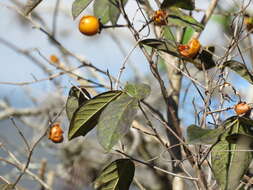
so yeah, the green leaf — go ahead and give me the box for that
[66,86,91,121]
[97,93,138,151]
[187,125,224,144]
[94,0,127,24]
[72,0,94,19]
[163,26,175,41]
[212,15,230,26]
[225,133,253,144]
[124,83,151,100]
[182,27,194,44]
[194,46,216,70]
[157,55,167,72]
[211,7,234,35]
[93,159,135,190]
[109,0,128,25]
[68,91,122,140]
[167,8,204,32]
[161,0,195,10]
[222,60,253,84]
[140,38,178,56]
[94,0,110,24]
[211,117,253,190]
[141,39,215,70]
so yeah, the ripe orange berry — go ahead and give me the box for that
[50,55,59,63]
[234,102,251,115]
[79,15,101,36]
[48,122,64,143]
[178,38,201,58]
[153,10,167,26]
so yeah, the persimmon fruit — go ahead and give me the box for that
[79,15,101,36]
[153,10,167,26]
[178,38,201,58]
[50,55,59,63]
[234,102,251,115]
[49,122,64,143]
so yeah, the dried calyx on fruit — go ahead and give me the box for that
[234,102,251,115]
[49,122,64,143]
[152,10,167,26]
[178,38,201,58]
[79,15,101,36]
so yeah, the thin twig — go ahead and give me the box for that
[115,150,198,181]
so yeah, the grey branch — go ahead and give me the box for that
[23,0,43,16]
[0,107,50,120]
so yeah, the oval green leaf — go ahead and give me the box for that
[187,125,224,145]
[109,0,128,25]
[182,27,194,44]
[222,60,253,84]
[211,117,253,190]
[124,83,151,100]
[93,0,110,24]
[167,8,204,32]
[161,0,195,10]
[68,90,122,140]
[97,93,138,151]
[163,26,175,41]
[72,0,94,19]
[66,86,91,121]
[93,159,135,190]
[140,38,178,56]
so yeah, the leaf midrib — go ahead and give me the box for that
[69,92,121,138]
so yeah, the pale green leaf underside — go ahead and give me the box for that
[124,83,151,100]
[72,0,93,19]
[187,125,224,144]
[223,60,253,85]
[97,93,138,151]
[211,117,253,190]
[109,0,128,25]
[94,0,110,24]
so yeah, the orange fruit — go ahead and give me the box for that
[234,102,251,115]
[50,55,59,63]
[48,122,64,143]
[153,10,167,26]
[79,15,101,36]
[178,38,201,58]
